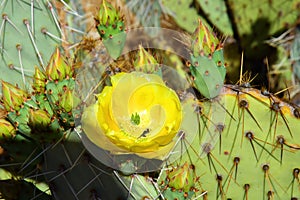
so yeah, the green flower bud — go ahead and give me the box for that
[1,81,27,111]
[46,47,72,81]
[98,0,120,26]
[191,19,220,56]
[59,89,74,112]
[33,66,46,93]
[0,118,16,139]
[134,45,159,73]
[167,162,195,192]
[29,109,51,130]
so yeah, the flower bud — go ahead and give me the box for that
[59,89,74,112]
[29,109,51,129]
[98,0,120,26]
[33,66,46,93]
[1,81,27,111]
[167,162,195,192]
[46,47,72,81]
[0,119,16,139]
[191,19,220,56]
[134,45,159,73]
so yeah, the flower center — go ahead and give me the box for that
[130,112,140,125]
[120,106,166,139]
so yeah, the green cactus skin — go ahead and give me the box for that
[225,0,300,63]
[166,0,224,36]
[0,0,61,86]
[196,0,233,36]
[0,48,77,188]
[0,168,51,199]
[184,86,300,199]
[37,130,127,200]
[228,0,300,41]
[1,81,66,142]
[43,47,79,130]
[223,0,300,89]
[114,171,160,199]
[161,0,201,33]
[0,130,43,178]
[190,50,226,99]
[0,0,126,199]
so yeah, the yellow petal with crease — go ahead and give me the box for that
[82,72,182,159]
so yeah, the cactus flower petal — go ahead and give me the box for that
[82,72,182,159]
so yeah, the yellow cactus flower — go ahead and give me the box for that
[82,72,183,159]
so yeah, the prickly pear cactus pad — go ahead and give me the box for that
[126,0,163,29]
[0,0,61,86]
[154,85,300,199]
[228,0,300,39]
[196,0,233,35]
[0,46,127,199]
[161,0,201,33]
[0,47,77,143]
[117,86,300,199]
